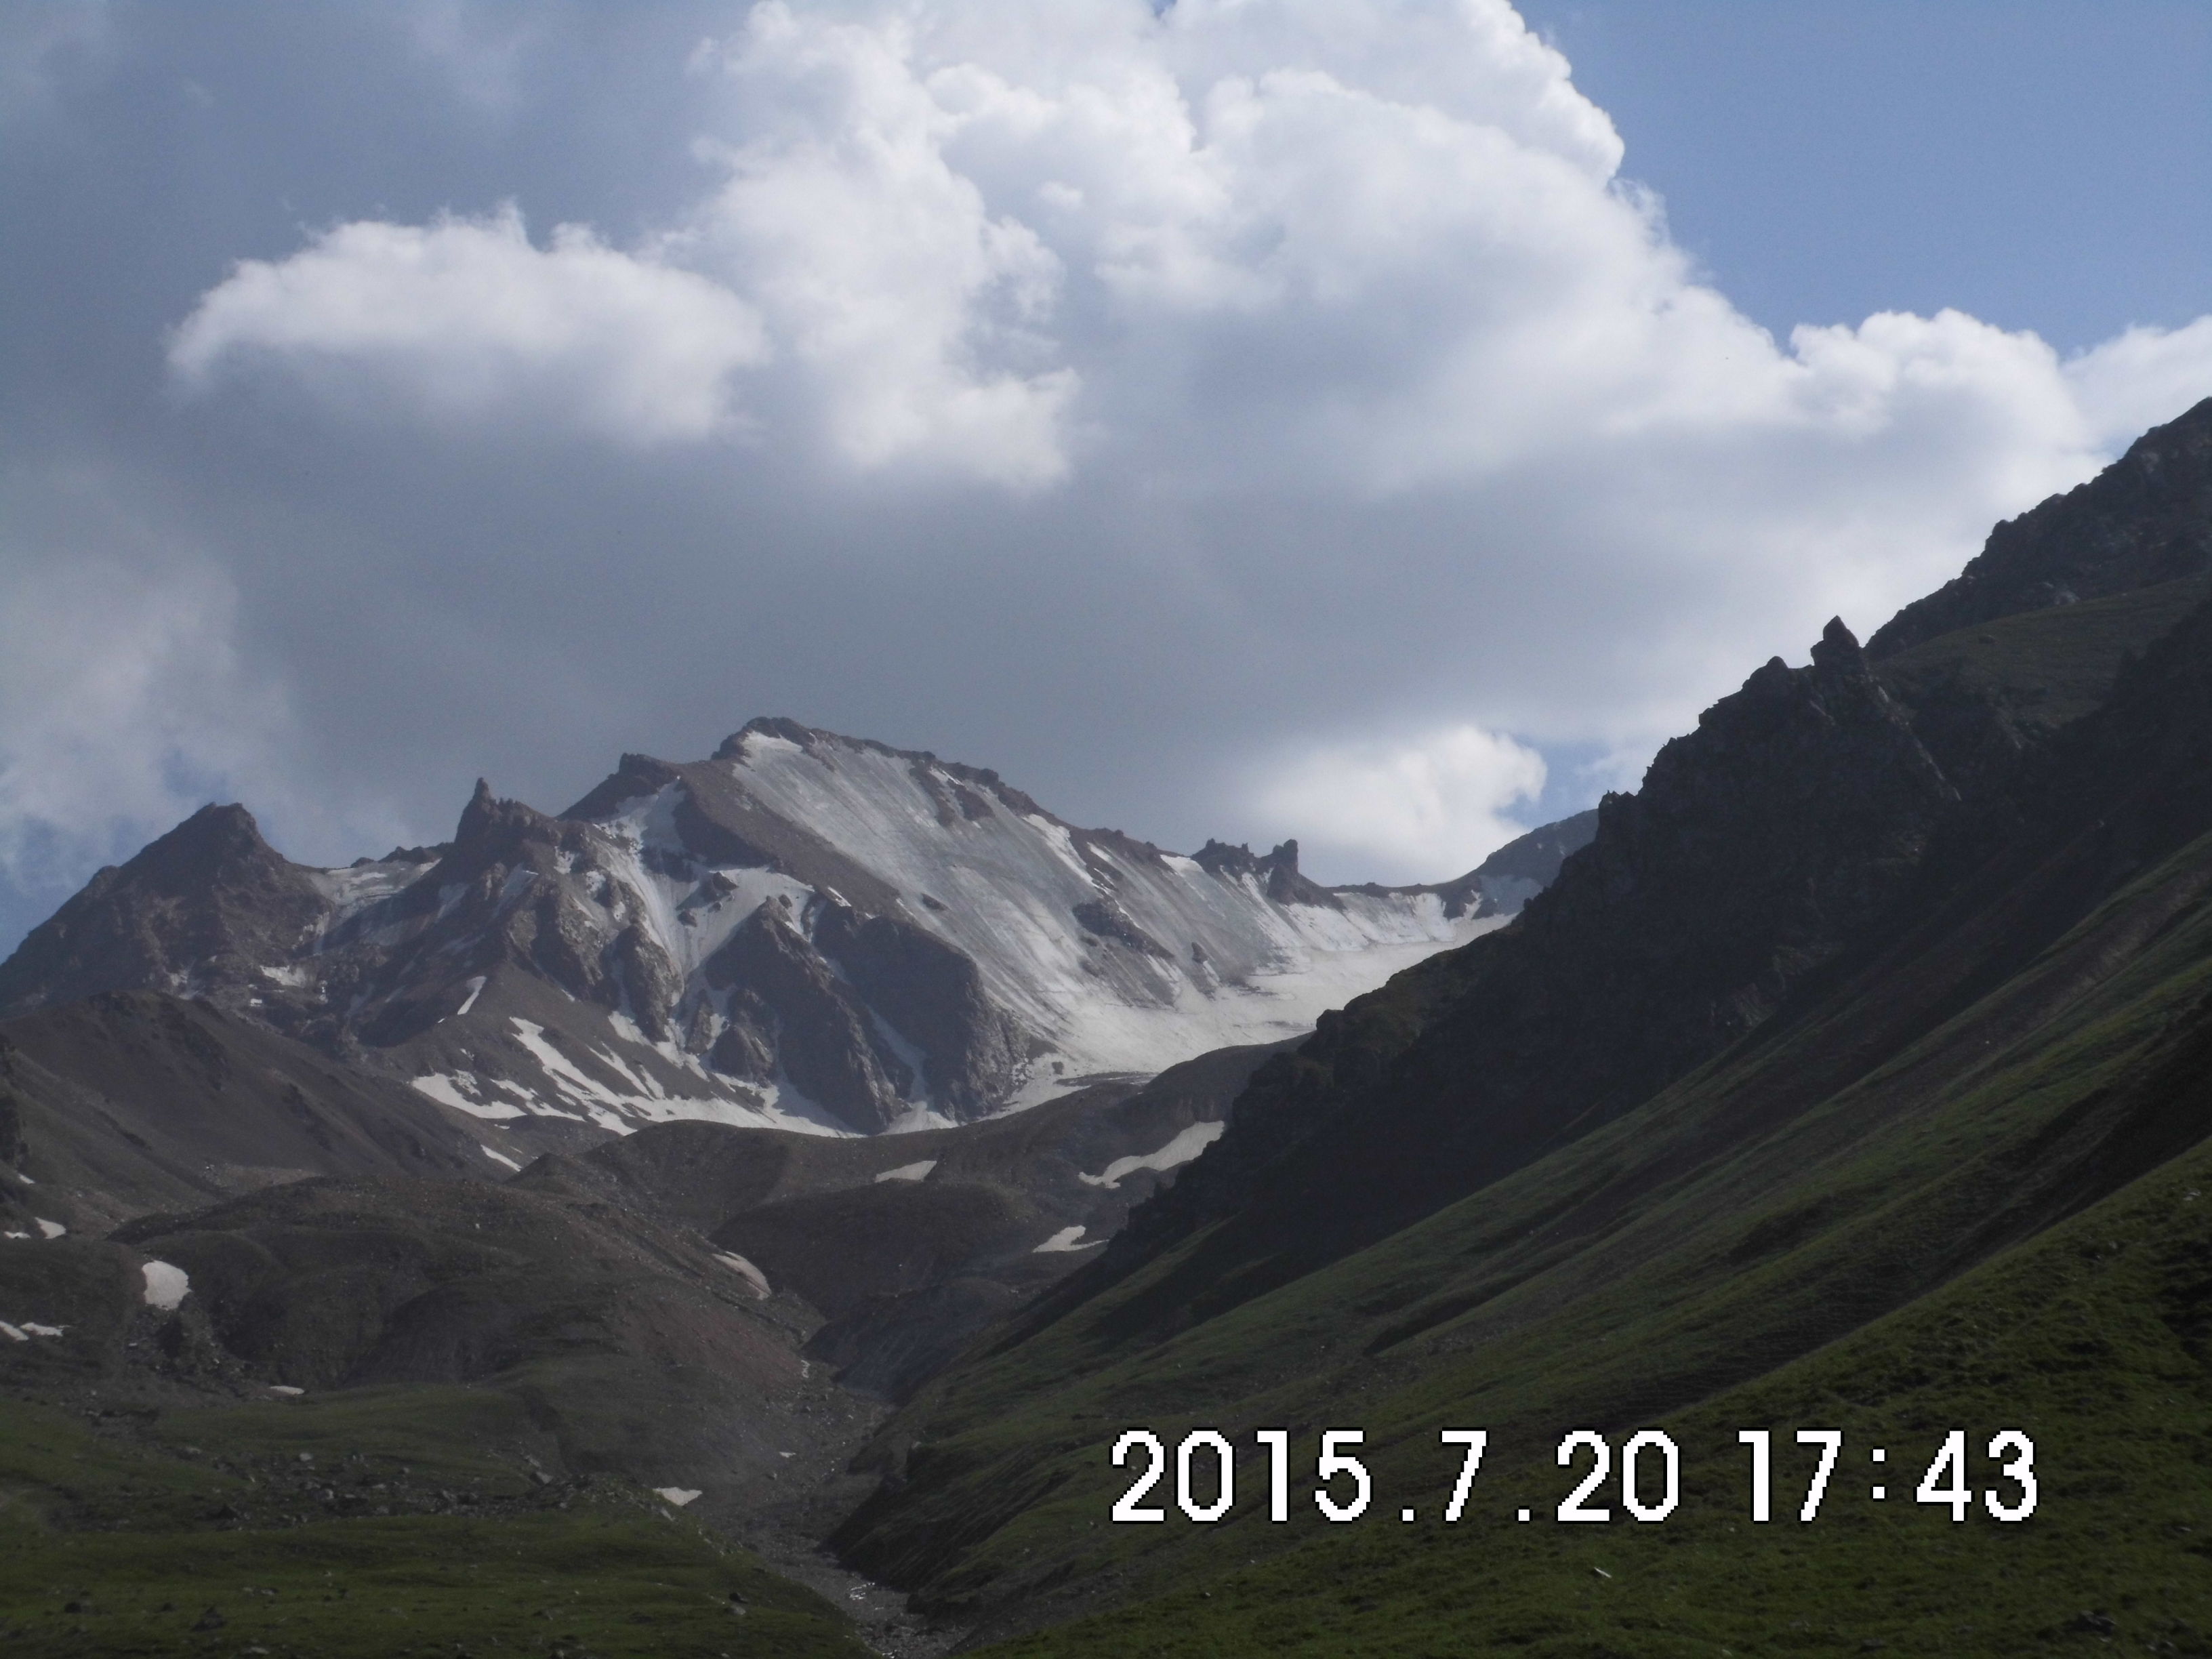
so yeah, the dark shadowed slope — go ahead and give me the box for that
[506,1041,1288,1402]
[819,398,2212,1648]
[0,991,525,1237]
[1868,396,2212,655]
[1026,398,2212,1351]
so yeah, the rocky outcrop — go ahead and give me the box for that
[705,905,916,1132]
[812,904,1031,1117]
[1098,617,1969,1305]
[0,804,327,1019]
[1868,395,2212,657]
[1191,838,1341,908]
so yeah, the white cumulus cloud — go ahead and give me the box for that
[0,535,277,901]
[1256,724,1547,879]
[165,1,2207,511]
[8,0,2202,906]
[171,206,769,445]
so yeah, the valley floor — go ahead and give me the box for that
[0,1384,874,1658]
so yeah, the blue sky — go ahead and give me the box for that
[1521,1,2210,350]
[1,1,2208,953]
[1510,0,2212,827]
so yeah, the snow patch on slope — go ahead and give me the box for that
[140,1261,190,1311]
[306,857,438,929]
[417,1018,856,1140]
[720,734,1504,1095]
[1078,1121,1225,1189]
[410,1072,528,1120]
[1033,1225,1101,1253]
[594,787,813,978]
[715,1252,771,1297]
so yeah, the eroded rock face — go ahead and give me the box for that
[809,905,1031,1118]
[1563,617,1957,1034]
[705,905,914,1134]
[0,804,329,1019]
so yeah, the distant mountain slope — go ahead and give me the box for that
[0,721,1572,1146]
[0,1160,880,1554]
[824,397,2212,1646]
[522,1039,1288,1402]
[0,991,532,1237]
[1339,807,1597,918]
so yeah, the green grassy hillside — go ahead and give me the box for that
[1874,572,2211,736]
[830,817,2212,1651]
[0,1388,871,1658]
[977,1120,2212,1656]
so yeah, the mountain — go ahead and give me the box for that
[0,721,1572,1148]
[0,718,1592,1654]
[821,397,2212,1650]
[1016,398,2212,1334]
[16,390,2208,1656]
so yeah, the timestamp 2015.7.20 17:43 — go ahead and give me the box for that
[1107,1427,2038,1527]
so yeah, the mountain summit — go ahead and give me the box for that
[0,719,1587,1144]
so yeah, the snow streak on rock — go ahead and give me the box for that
[1078,1121,1227,1190]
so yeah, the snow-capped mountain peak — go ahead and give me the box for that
[0,718,1591,1145]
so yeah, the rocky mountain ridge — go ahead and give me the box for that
[1046,397,2212,1327]
[1868,399,2212,656]
[0,721,1587,1154]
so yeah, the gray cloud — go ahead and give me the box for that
[3,0,2210,950]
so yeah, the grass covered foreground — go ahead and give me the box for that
[972,1124,2212,1657]
[0,1388,870,1658]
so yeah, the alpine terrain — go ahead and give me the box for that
[3,398,2211,1656]
[817,396,2212,1653]
[0,712,1592,1655]
[0,719,1572,1148]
